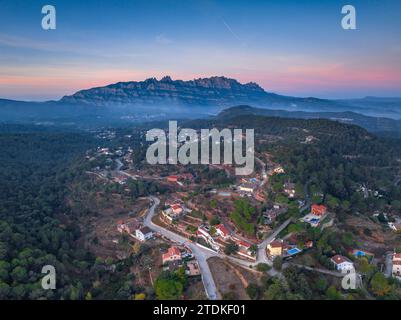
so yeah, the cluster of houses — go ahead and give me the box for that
[301,204,328,227]
[117,220,154,242]
[196,224,256,260]
[161,246,201,276]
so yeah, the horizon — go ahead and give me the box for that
[1,0,401,101]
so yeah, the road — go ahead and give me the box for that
[144,196,220,300]
[256,218,293,266]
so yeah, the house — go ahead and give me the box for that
[311,204,327,216]
[272,166,285,174]
[238,183,255,193]
[135,227,153,242]
[167,175,179,183]
[283,182,296,198]
[162,246,182,265]
[197,226,214,244]
[186,260,201,276]
[117,220,140,235]
[196,226,220,251]
[331,255,354,273]
[232,238,255,260]
[267,240,284,257]
[392,253,401,278]
[215,224,230,240]
[162,203,184,222]
[255,191,266,202]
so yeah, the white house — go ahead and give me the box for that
[392,253,401,279]
[331,255,354,273]
[135,227,153,242]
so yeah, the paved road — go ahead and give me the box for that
[144,196,220,300]
[256,218,293,266]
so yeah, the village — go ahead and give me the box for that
[80,130,401,300]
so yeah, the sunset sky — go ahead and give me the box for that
[0,0,401,100]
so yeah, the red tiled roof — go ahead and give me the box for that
[270,240,283,248]
[331,254,351,265]
[216,224,229,236]
[311,204,327,215]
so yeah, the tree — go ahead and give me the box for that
[154,278,183,300]
[370,272,391,297]
[246,283,261,299]
[224,242,239,255]
[326,286,342,300]
[256,263,271,273]
[134,293,146,300]
[273,257,283,271]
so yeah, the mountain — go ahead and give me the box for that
[1,76,401,131]
[217,105,401,136]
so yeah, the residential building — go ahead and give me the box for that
[392,253,401,278]
[283,182,296,198]
[162,246,182,265]
[167,175,179,183]
[215,224,230,240]
[135,227,153,242]
[267,240,284,257]
[311,204,327,216]
[331,255,354,273]
[186,260,201,276]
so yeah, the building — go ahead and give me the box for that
[311,204,327,216]
[255,191,266,202]
[162,246,182,265]
[392,253,401,279]
[117,220,140,235]
[135,227,153,242]
[162,203,184,222]
[186,260,201,276]
[238,183,255,193]
[283,182,296,198]
[331,255,354,273]
[272,166,285,174]
[267,240,284,257]
[167,175,179,183]
[215,224,230,240]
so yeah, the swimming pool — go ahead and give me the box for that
[287,248,302,255]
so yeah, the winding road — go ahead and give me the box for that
[144,196,220,300]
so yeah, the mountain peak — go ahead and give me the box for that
[60,76,272,107]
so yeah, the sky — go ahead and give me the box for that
[0,0,400,101]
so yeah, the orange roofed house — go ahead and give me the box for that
[167,175,179,183]
[267,240,284,257]
[215,224,230,240]
[311,204,327,216]
[162,246,182,265]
